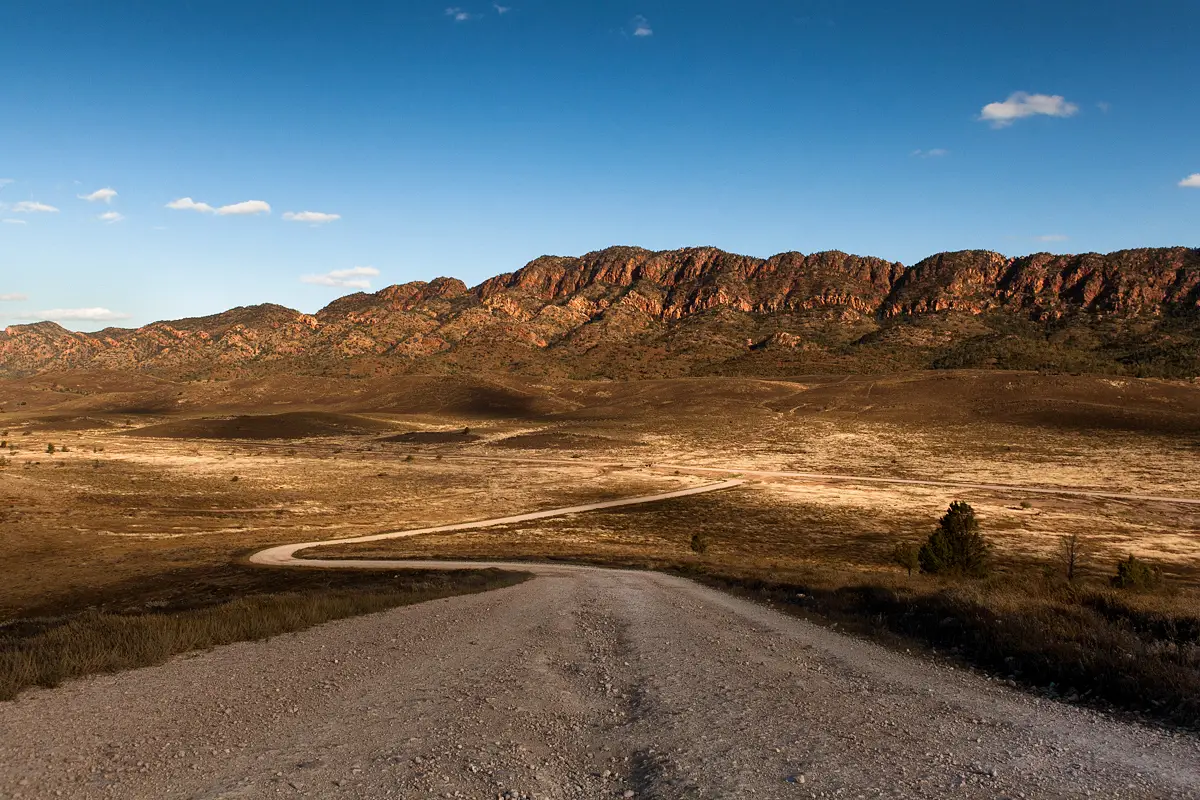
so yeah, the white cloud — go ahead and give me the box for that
[98,211,125,223]
[2,219,27,225]
[1097,101,1111,113]
[300,266,381,289]
[1035,234,1069,242]
[0,179,12,189]
[78,187,117,204]
[11,200,59,213]
[25,307,132,322]
[166,197,271,215]
[631,15,653,36]
[494,3,510,12]
[215,199,271,216]
[166,197,216,213]
[911,148,948,158]
[0,293,27,301]
[283,210,341,224]
[979,92,1079,128]
[446,7,474,21]
[1179,173,1200,188]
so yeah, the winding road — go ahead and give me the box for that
[3,480,1199,799]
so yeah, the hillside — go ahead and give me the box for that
[2,246,1198,379]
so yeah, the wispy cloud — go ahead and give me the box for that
[1035,234,1069,242]
[911,148,948,158]
[979,92,1078,128]
[166,197,271,215]
[98,211,125,224]
[283,210,341,224]
[10,200,59,213]
[0,293,27,301]
[78,187,117,204]
[0,179,13,189]
[631,14,653,36]
[22,307,132,322]
[493,2,511,12]
[300,266,380,290]
[446,7,474,21]
[1097,101,1111,113]
[1179,174,1200,188]
[2,219,27,225]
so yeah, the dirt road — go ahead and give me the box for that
[3,482,1199,799]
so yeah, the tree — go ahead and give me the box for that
[1059,533,1085,582]
[890,542,921,576]
[689,531,709,555]
[46,443,55,455]
[918,501,990,577]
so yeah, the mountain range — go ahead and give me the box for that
[3,245,1198,380]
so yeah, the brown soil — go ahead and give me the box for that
[491,431,638,450]
[127,411,399,440]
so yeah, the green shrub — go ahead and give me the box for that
[690,532,710,555]
[919,501,990,577]
[1111,555,1159,590]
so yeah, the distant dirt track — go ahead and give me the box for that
[249,479,746,569]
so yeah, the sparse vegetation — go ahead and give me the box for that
[689,531,710,555]
[1059,533,1085,582]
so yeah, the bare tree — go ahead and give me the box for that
[1059,533,1085,582]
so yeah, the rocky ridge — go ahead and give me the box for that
[2,246,1198,379]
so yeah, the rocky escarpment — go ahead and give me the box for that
[2,246,1198,379]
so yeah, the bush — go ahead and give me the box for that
[919,501,990,577]
[45,443,55,455]
[890,542,920,576]
[690,532,710,555]
[1111,555,1159,590]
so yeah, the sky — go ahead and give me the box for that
[1,0,1198,330]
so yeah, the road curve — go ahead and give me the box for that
[248,479,745,569]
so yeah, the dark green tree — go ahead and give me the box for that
[918,501,990,577]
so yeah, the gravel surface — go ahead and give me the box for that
[1,565,1197,799]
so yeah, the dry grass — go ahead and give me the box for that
[2,371,1198,723]
[0,567,528,701]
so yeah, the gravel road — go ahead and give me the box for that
[2,564,1198,799]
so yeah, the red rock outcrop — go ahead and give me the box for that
[1,246,1197,378]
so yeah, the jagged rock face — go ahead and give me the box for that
[883,248,1200,319]
[1,246,1198,379]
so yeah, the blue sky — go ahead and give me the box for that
[1,0,1197,330]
